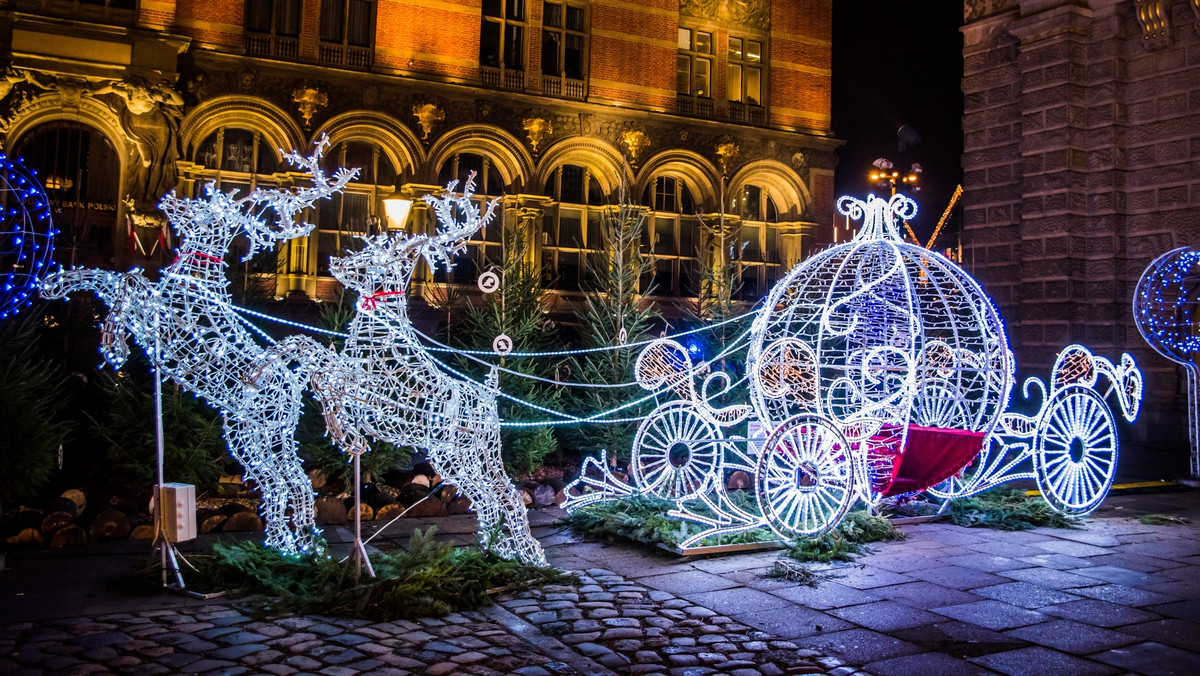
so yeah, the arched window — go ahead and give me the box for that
[639,175,701,296]
[190,127,283,274]
[435,152,505,284]
[195,128,279,175]
[314,139,398,276]
[734,182,782,301]
[15,122,120,267]
[542,163,603,291]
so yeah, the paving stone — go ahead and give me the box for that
[1069,565,1166,587]
[827,600,943,632]
[796,628,922,665]
[684,587,793,615]
[972,581,1082,609]
[865,650,995,675]
[908,565,1008,589]
[969,646,1118,676]
[931,600,1049,631]
[939,553,1033,573]
[1040,599,1160,627]
[1119,618,1200,652]
[730,604,855,640]
[1000,567,1104,590]
[1090,640,1200,675]
[207,643,268,660]
[1004,619,1138,654]
[867,581,980,610]
[1070,583,1180,607]
[638,570,741,595]
[889,620,1028,659]
[825,565,914,589]
[1028,540,1113,558]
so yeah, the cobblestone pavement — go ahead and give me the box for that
[2,490,1199,675]
[543,491,1200,675]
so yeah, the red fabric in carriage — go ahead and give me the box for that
[881,424,988,497]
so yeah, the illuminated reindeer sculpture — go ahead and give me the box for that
[269,175,546,566]
[42,140,355,555]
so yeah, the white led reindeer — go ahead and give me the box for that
[269,175,547,568]
[42,139,355,555]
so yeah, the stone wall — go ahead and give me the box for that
[962,0,1200,475]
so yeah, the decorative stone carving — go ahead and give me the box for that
[292,86,328,128]
[412,102,445,141]
[681,0,769,31]
[1135,0,1171,49]
[791,150,807,169]
[715,141,740,177]
[621,129,650,166]
[522,116,553,153]
[238,69,257,91]
[363,85,380,108]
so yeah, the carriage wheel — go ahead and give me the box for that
[755,414,855,538]
[631,401,723,501]
[1034,386,1118,515]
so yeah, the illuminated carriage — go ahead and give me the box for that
[566,193,1144,546]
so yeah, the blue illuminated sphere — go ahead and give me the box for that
[1134,247,1200,363]
[0,152,55,320]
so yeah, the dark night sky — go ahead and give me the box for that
[831,2,964,244]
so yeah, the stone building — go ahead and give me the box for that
[962,0,1200,473]
[0,0,838,318]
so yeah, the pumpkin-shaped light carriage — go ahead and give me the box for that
[566,193,1144,546]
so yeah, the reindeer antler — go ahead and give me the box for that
[158,135,357,261]
[418,172,500,269]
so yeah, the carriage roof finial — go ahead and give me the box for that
[836,193,918,243]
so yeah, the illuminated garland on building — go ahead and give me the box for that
[0,152,55,320]
[42,139,355,555]
[1134,247,1200,477]
[566,193,1144,546]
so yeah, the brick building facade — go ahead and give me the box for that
[962,0,1200,474]
[0,0,838,318]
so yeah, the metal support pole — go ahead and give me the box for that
[153,328,185,590]
[349,453,375,580]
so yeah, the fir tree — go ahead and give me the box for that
[459,211,564,475]
[572,188,659,461]
[0,310,72,516]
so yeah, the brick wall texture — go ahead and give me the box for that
[962,0,1200,469]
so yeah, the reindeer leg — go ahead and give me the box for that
[223,418,303,555]
[433,406,546,566]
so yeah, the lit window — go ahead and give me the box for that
[728,36,764,106]
[676,28,713,98]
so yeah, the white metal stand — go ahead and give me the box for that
[348,453,375,580]
[151,328,185,591]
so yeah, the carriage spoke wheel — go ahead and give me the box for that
[756,414,855,538]
[632,401,723,501]
[1035,386,1118,516]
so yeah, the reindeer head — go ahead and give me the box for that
[327,173,499,298]
[158,135,356,261]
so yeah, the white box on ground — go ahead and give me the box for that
[158,483,197,542]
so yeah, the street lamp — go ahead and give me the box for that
[869,158,921,196]
[382,186,413,229]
